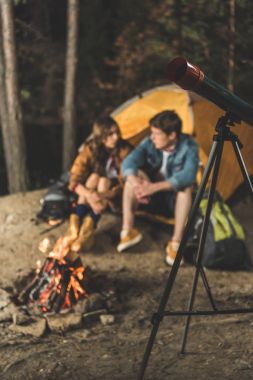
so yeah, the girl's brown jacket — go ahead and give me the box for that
[68,139,132,194]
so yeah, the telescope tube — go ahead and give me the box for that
[167,57,253,126]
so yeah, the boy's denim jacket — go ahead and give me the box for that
[122,133,199,191]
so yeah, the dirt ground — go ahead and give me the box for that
[0,189,253,380]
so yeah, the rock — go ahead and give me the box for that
[72,328,91,341]
[105,297,123,313]
[0,288,11,309]
[82,308,107,324]
[0,301,20,323]
[79,329,91,339]
[73,298,90,314]
[0,310,13,323]
[100,314,115,325]
[47,312,82,333]
[9,317,46,337]
[86,293,106,312]
[12,310,32,325]
[5,213,19,225]
[235,359,252,370]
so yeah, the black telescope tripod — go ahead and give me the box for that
[138,112,253,380]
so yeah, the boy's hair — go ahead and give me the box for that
[149,110,182,137]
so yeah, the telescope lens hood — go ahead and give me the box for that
[167,57,204,90]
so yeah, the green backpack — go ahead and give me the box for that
[188,194,251,270]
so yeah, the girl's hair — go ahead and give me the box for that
[86,116,121,174]
[91,115,121,144]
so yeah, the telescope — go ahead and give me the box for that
[167,57,253,126]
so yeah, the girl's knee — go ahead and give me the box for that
[98,177,111,192]
[86,173,100,190]
[77,194,86,204]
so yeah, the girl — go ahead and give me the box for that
[66,116,131,252]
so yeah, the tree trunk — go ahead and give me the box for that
[227,0,235,92]
[174,0,182,55]
[62,0,79,171]
[0,23,12,189]
[0,0,29,192]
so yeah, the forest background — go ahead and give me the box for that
[0,0,252,196]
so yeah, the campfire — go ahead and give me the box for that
[18,237,88,314]
[0,235,120,337]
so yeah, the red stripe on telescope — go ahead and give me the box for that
[167,57,204,91]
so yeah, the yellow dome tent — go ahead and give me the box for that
[112,84,253,200]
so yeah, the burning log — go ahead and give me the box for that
[18,237,88,314]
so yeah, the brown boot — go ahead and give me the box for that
[65,214,80,246]
[71,215,95,252]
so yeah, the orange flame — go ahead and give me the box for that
[49,236,71,261]
[35,260,41,275]
[34,230,88,313]
[38,237,51,253]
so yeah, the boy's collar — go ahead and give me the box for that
[162,145,176,153]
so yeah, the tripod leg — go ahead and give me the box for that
[180,138,224,354]
[232,139,253,199]
[137,141,220,380]
[199,267,217,310]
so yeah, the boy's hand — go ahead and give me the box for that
[134,181,155,204]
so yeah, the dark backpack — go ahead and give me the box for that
[185,193,251,270]
[36,172,76,223]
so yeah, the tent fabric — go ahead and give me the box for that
[112,85,193,144]
[112,85,253,200]
[193,100,253,199]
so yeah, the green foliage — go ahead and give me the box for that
[2,0,252,194]
[21,89,30,100]
[109,0,253,104]
[14,0,27,5]
[14,0,253,124]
